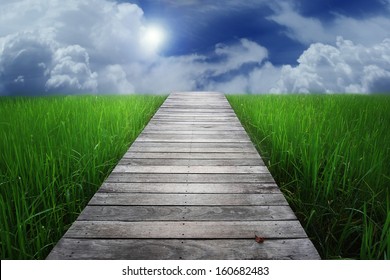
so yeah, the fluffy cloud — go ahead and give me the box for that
[98,65,135,94]
[268,1,390,45]
[0,31,54,95]
[0,0,147,95]
[46,45,98,93]
[271,37,390,94]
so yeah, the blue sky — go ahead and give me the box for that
[0,0,389,95]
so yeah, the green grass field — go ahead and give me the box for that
[227,94,390,259]
[0,95,166,259]
[1,94,389,260]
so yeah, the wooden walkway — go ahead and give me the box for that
[47,92,320,260]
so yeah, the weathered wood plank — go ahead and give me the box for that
[145,125,245,130]
[129,142,254,149]
[154,113,237,117]
[147,119,240,123]
[78,205,296,221]
[64,220,307,239]
[105,173,276,183]
[140,130,247,135]
[98,182,280,194]
[127,147,259,153]
[117,158,264,166]
[89,193,288,206]
[147,123,243,127]
[47,238,320,260]
[137,137,251,143]
[158,110,233,113]
[123,152,261,159]
[155,111,235,114]
[137,134,249,140]
[152,117,239,122]
[127,142,258,153]
[142,126,247,132]
[150,118,241,123]
[112,165,268,174]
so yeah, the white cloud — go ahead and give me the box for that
[98,64,134,93]
[267,2,332,44]
[124,38,268,93]
[247,62,282,93]
[271,37,390,94]
[0,0,150,95]
[268,1,390,46]
[155,0,269,13]
[46,45,98,93]
[213,39,268,75]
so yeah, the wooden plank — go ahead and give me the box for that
[127,142,258,153]
[105,173,276,183]
[47,238,320,260]
[153,114,237,117]
[88,193,288,206]
[137,139,251,143]
[140,132,248,138]
[117,158,264,166]
[140,130,247,135]
[157,110,234,113]
[152,117,239,121]
[162,104,230,106]
[129,142,254,149]
[155,110,237,113]
[98,182,280,194]
[78,205,296,221]
[148,122,243,126]
[154,113,237,116]
[144,126,246,131]
[137,133,249,139]
[148,119,242,123]
[146,121,243,125]
[64,220,307,239]
[127,147,259,153]
[123,152,261,159]
[112,165,268,174]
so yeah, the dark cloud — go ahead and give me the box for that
[0,32,53,95]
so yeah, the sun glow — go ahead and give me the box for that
[141,25,166,53]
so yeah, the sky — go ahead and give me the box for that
[0,0,389,95]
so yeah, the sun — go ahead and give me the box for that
[141,25,166,53]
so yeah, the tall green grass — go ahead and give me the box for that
[0,95,165,259]
[228,94,390,259]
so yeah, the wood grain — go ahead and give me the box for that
[98,182,280,194]
[64,220,307,239]
[88,193,288,206]
[105,173,276,183]
[117,158,264,166]
[78,205,296,221]
[112,165,268,174]
[123,152,262,159]
[47,238,320,260]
